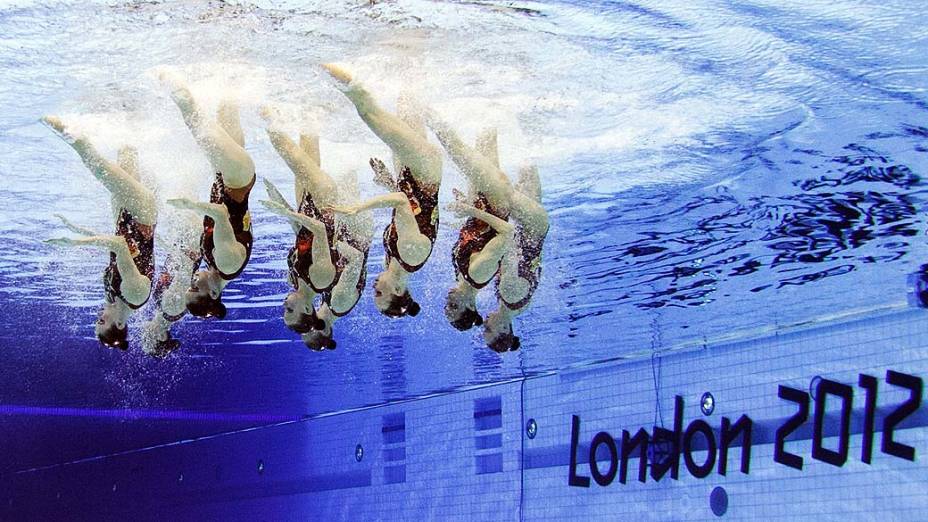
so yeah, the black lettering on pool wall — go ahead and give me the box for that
[620,428,649,484]
[858,374,878,464]
[882,371,923,462]
[568,415,591,487]
[719,415,752,475]
[650,395,684,482]
[564,368,921,490]
[683,419,717,479]
[812,378,853,467]
[775,385,809,470]
[589,432,618,486]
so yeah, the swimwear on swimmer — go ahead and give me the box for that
[324,231,370,318]
[200,171,255,281]
[103,208,155,310]
[452,193,510,290]
[152,248,201,323]
[287,192,338,294]
[382,164,439,274]
[496,221,548,312]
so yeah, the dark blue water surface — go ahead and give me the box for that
[0,0,926,473]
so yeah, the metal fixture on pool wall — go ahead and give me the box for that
[700,392,715,416]
[526,418,538,439]
[710,486,728,516]
[355,443,364,462]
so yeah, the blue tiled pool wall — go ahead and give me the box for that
[5,308,927,521]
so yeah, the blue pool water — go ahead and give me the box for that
[1,0,927,513]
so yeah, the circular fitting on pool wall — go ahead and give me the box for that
[355,444,364,462]
[710,486,728,516]
[526,418,538,439]
[257,459,265,474]
[700,392,715,416]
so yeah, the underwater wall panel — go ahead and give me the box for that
[5,308,926,520]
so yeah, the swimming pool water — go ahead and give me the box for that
[0,0,926,486]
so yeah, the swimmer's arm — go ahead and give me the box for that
[158,277,188,319]
[46,235,152,295]
[446,201,513,235]
[262,179,301,234]
[370,157,397,191]
[53,214,98,237]
[259,200,328,236]
[330,192,408,216]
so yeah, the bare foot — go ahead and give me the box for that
[41,115,79,144]
[156,66,187,92]
[321,63,353,85]
[41,115,67,134]
[258,104,277,124]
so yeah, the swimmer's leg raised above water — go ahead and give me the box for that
[42,116,157,225]
[259,106,337,205]
[300,133,320,166]
[117,145,141,181]
[516,164,542,203]
[158,69,254,189]
[424,114,513,210]
[321,63,441,185]
[217,100,245,148]
[167,198,247,276]
[475,128,500,168]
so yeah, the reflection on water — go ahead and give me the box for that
[602,142,922,310]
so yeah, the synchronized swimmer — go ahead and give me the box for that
[43,64,549,354]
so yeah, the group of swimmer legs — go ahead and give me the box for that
[43,63,549,355]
